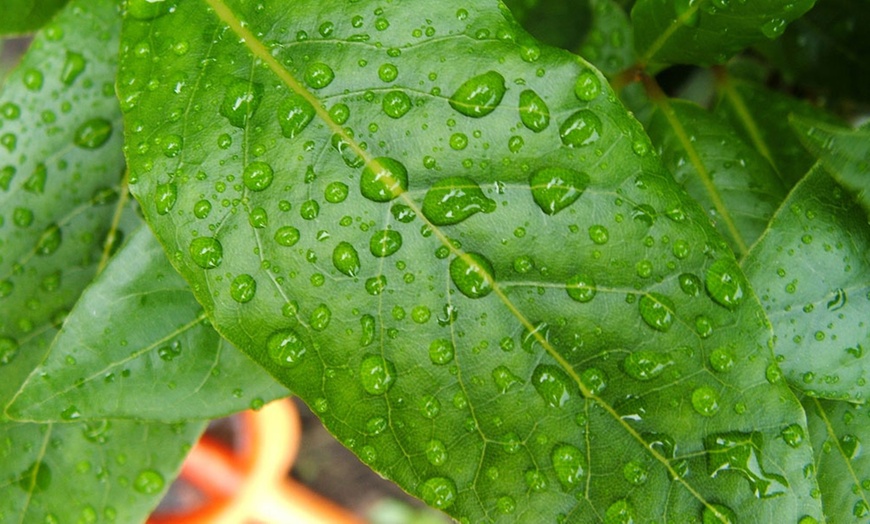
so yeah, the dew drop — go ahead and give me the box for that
[382,90,412,119]
[532,364,573,407]
[153,182,177,215]
[274,226,300,247]
[448,71,506,118]
[605,499,635,524]
[370,229,402,257]
[189,237,222,269]
[378,63,398,82]
[566,273,596,302]
[324,181,349,203]
[133,469,165,495]
[422,176,496,225]
[243,162,274,192]
[559,110,602,147]
[449,252,495,299]
[761,18,786,39]
[359,354,397,395]
[492,365,523,393]
[529,167,589,215]
[310,304,332,331]
[518,89,550,132]
[588,224,609,244]
[429,338,455,365]
[426,439,448,466]
[623,460,649,486]
[639,293,675,332]
[573,69,601,101]
[126,0,177,20]
[219,79,263,128]
[267,328,307,368]
[551,443,585,490]
[704,431,789,498]
[780,424,804,448]
[419,477,457,509]
[360,157,408,202]
[277,94,315,139]
[230,274,257,303]
[36,224,62,256]
[304,62,335,89]
[679,273,701,296]
[691,386,720,417]
[709,347,736,373]
[332,241,361,277]
[74,118,112,149]
[622,351,672,381]
[705,259,746,310]
[0,336,20,365]
[18,461,51,492]
[61,51,86,86]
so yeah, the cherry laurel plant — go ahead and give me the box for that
[1,0,868,522]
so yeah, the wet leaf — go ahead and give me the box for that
[578,0,635,76]
[120,0,821,521]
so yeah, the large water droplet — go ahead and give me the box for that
[230,274,257,303]
[74,118,112,149]
[419,477,457,509]
[565,273,596,303]
[382,90,412,119]
[704,431,789,498]
[189,237,223,269]
[243,162,273,192]
[559,110,602,147]
[267,328,307,368]
[426,439,448,466]
[492,365,523,393]
[574,70,602,102]
[332,241,361,277]
[529,167,589,215]
[360,157,408,202]
[622,351,672,381]
[691,386,720,416]
[359,354,397,394]
[705,259,746,310]
[304,62,335,89]
[277,94,315,139]
[518,89,550,132]
[448,71,506,118]
[639,293,675,332]
[449,252,495,298]
[0,336,20,365]
[153,182,177,215]
[309,304,332,331]
[551,443,585,490]
[133,469,165,494]
[61,51,86,86]
[370,229,402,257]
[422,176,496,225]
[220,79,263,128]
[429,339,455,365]
[605,499,635,524]
[532,364,573,407]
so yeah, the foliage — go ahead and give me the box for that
[0,0,867,522]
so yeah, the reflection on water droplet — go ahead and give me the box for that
[133,469,165,495]
[573,70,601,101]
[74,118,112,149]
[449,252,495,298]
[382,90,412,119]
[189,237,223,269]
[243,162,274,192]
[449,71,506,118]
[691,386,720,416]
[359,354,397,394]
[370,230,402,257]
[704,431,789,498]
[566,273,596,303]
[419,477,457,509]
[127,0,177,20]
[61,51,86,86]
[623,460,649,485]
[426,439,448,466]
[705,259,746,310]
[532,364,573,407]
[709,347,735,373]
[429,338,455,365]
[518,89,550,132]
[780,424,805,448]
[220,79,263,128]
[551,443,585,490]
[422,176,496,225]
[0,336,20,366]
[332,241,361,277]
[559,110,602,147]
[529,167,589,215]
[153,182,177,215]
[492,365,523,393]
[267,328,307,368]
[230,274,257,303]
[360,157,408,202]
[304,62,335,89]
[622,351,672,381]
[605,499,635,523]
[639,293,675,332]
[277,94,315,139]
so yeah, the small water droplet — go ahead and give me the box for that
[639,293,675,332]
[622,351,672,381]
[267,328,307,367]
[189,237,223,269]
[277,94,315,139]
[705,259,746,310]
[61,51,86,86]
[566,273,596,302]
[370,229,402,257]
[230,274,257,303]
[422,176,496,225]
[559,110,602,147]
[220,79,263,128]
[761,18,786,39]
[529,167,589,215]
[709,347,735,372]
[18,461,51,492]
[551,443,585,490]
[623,460,649,485]
[127,0,177,20]
[359,354,397,394]
[573,69,601,101]
[419,477,457,509]
[382,90,412,118]
[133,469,165,495]
[304,62,335,89]
[449,252,495,298]
[426,440,448,466]
[332,241,361,277]
[324,181,349,203]
[378,63,398,82]
[492,365,523,393]
[532,364,573,407]
[605,499,635,523]
[0,336,20,366]
[691,386,720,416]
[74,118,112,149]
[780,424,804,448]
[153,182,177,215]
[36,224,62,255]
[518,89,550,132]
[243,162,273,192]
[429,338,455,365]
[448,71,506,118]
[360,157,408,202]
[588,224,609,244]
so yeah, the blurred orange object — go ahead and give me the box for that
[149,398,365,524]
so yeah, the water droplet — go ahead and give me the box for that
[518,89,550,132]
[492,365,523,393]
[153,182,177,215]
[332,241,361,277]
[449,252,495,298]
[709,347,735,373]
[761,18,786,39]
[704,431,789,498]
[566,273,596,302]
[691,386,720,416]
[840,434,861,459]
[277,94,315,139]
[605,499,635,523]
[309,304,332,331]
[359,354,396,394]
[324,181,349,203]
[780,424,804,448]
[189,237,223,269]
[622,351,672,381]
[422,176,496,225]
[426,440,448,466]
[588,224,609,244]
[61,51,86,86]
[267,328,307,367]
[419,394,441,419]
[370,230,402,257]
[429,339,455,365]
[679,273,701,296]
[74,118,112,149]
[133,469,165,495]
[329,103,350,125]
[220,79,263,128]
[559,110,602,147]
[532,364,573,407]
[705,259,746,310]
[623,460,649,485]
[18,461,51,492]
[419,477,457,509]
[551,443,585,490]
[127,0,177,20]
[0,337,20,365]
[382,90,412,119]
[23,69,43,91]
[529,167,589,215]
[243,162,274,192]
[378,63,398,82]
[639,293,675,332]
[360,157,408,202]
[230,274,256,303]
[449,132,468,150]
[36,224,62,255]
[304,62,335,89]
[448,71,506,118]
[61,405,81,420]
[157,341,182,361]
[581,367,607,395]
[573,70,601,101]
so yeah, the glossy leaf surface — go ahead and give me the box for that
[120,0,821,521]
[632,0,816,66]
[8,226,289,422]
[743,165,870,401]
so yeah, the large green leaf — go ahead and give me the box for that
[804,397,870,520]
[7,226,288,422]
[577,0,635,76]
[790,118,870,218]
[714,74,839,188]
[742,165,870,401]
[0,0,69,35]
[504,0,592,51]
[631,0,816,66]
[119,0,822,521]
[645,98,787,258]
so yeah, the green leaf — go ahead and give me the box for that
[632,0,816,66]
[7,226,289,422]
[577,0,635,76]
[804,397,870,520]
[756,0,870,103]
[645,97,787,258]
[742,165,870,401]
[714,74,839,188]
[790,118,870,218]
[119,0,822,521]
[0,0,69,35]
[504,0,592,51]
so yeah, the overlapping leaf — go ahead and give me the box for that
[577,0,635,76]
[632,0,816,66]
[0,0,69,35]
[120,0,822,521]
